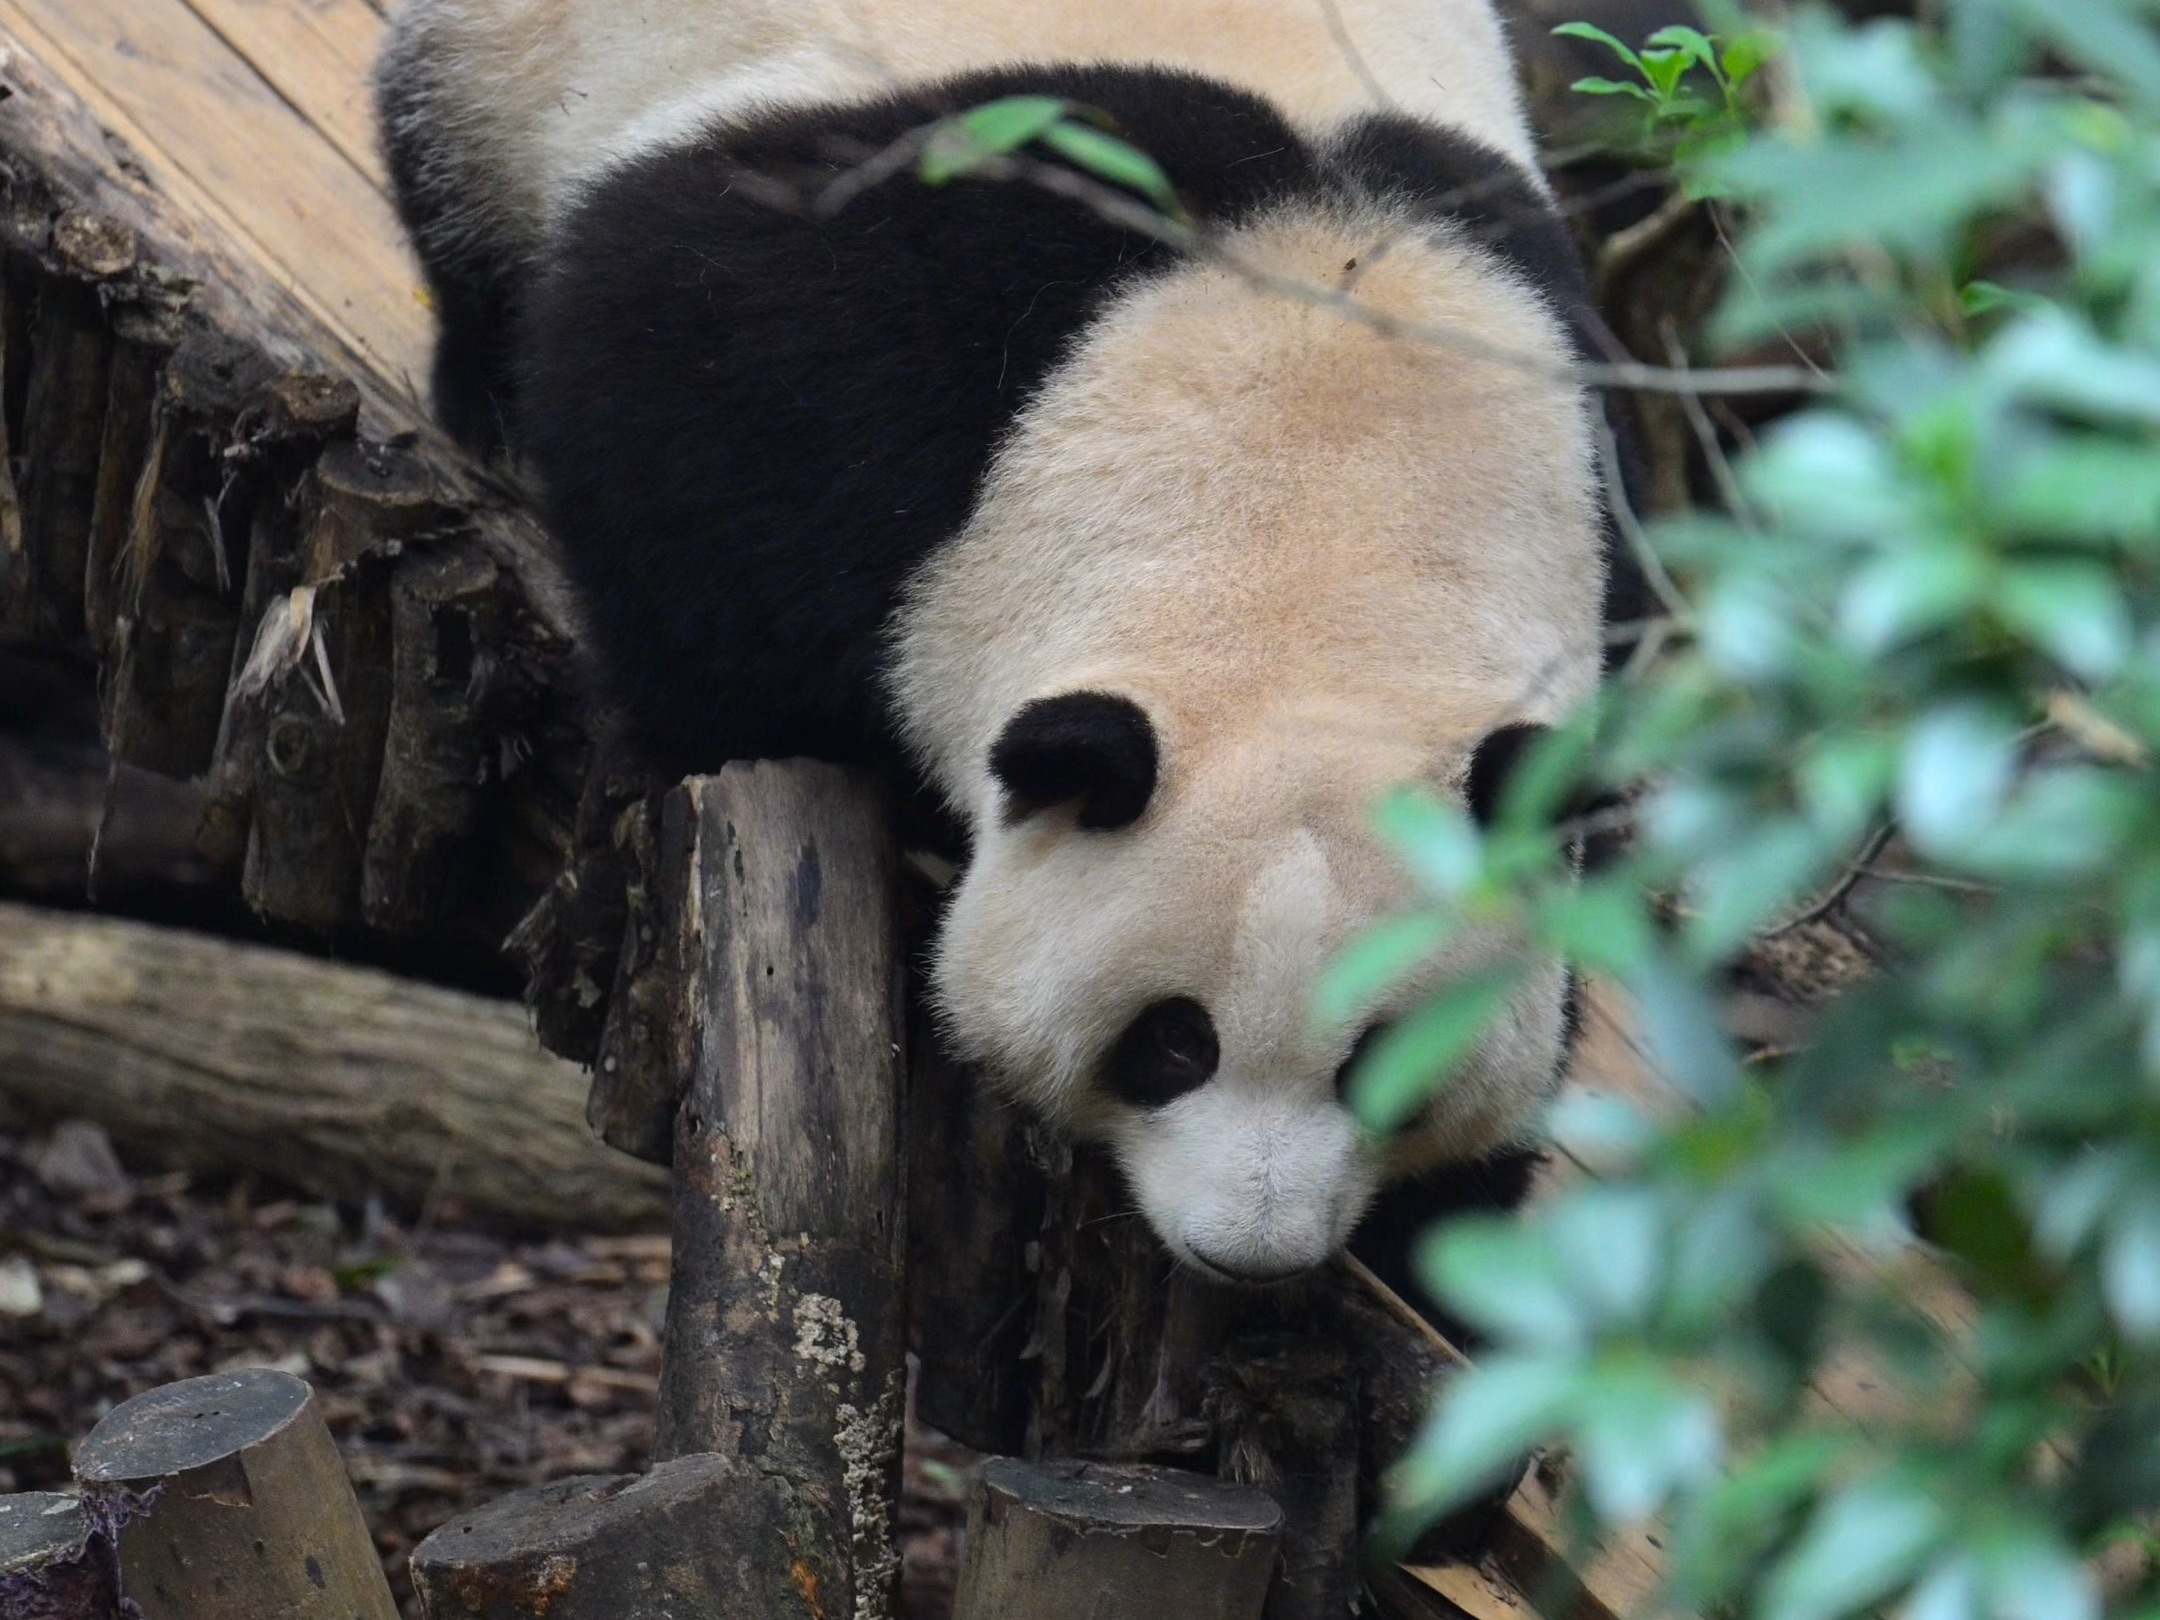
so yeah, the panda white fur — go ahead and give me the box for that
[375,0,1646,1284]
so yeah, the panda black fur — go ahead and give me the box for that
[375,1,1646,1287]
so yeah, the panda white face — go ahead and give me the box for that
[929,696,1575,1282]
[893,207,1607,1280]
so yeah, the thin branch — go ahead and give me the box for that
[1664,318,1757,528]
[1593,410,1693,625]
[1771,822,1898,935]
[748,132,1833,399]
[1314,0,1396,110]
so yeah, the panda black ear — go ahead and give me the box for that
[1465,722,1549,826]
[990,692,1158,830]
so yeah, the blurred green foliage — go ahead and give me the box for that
[1339,3,2160,1615]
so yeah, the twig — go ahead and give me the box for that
[1314,0,1395,110]
[1593,411,1692,625]
[1770,822,1897,935]
[753,133,1833,399]
[1664,318,1757,528]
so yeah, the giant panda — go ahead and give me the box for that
[374,0,1646,1286]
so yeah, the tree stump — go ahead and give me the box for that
[408,1456,810,1620]
[72,1367,397,1620]
[0,1491,120,1618]
[642,763,911,1616]
[950,1458,1283,1620]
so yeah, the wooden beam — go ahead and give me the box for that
[177,0,388,189]
[0,0,428,398]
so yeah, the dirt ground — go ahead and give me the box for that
[0,1115,974,1618]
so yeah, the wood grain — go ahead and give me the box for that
[179,0,388,187]
[653,763,910,1616]
[0,0,427,394]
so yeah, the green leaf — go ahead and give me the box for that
[1897,705,2018,856]
[1995,560,2133,680]
[1974,1525,2100,1620]
[1640,48,1690,100]
[1573,1361,1720,1522]
[1760,1474,1948,1620]
[1536,879,1655,976]
[1552,20,1643,72]
[1420,1217,1584,1349]
[1379,1353,1578,1536]
[1373,788,1484,900]
[1645,24,1720,75]
[1837,544,1989,656]
[1570,75,1654,101]
[1687,817,1831,962]
[1720,30,1776,88]
[920,95,1067,183]
[2104,1194,2160,1340]
[1040,120,1178,210]
[1314,912,1453,1029]
[1346,966,1522,1133]
[1627,955,1740,1105]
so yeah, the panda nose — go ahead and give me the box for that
[1187,1246,1315,1286]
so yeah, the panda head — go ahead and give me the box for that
[900,200,1608,1282]
[931,688,1575,1284]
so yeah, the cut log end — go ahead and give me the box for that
[74,1367,310,1489]
[410,1455,808,1620]
[0,1491,91,1575]
[954,1458,1284,1620]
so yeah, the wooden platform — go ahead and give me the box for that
[0,0,424,413]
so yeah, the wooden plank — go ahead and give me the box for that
[0,0,427,396]
[0,28,415,432]
[179,0,388,188]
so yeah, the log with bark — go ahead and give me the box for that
[73,1367,398,1620]
[0,38,600,992]
[0,900,669,1229]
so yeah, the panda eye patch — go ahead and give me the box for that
[1465,722,1550,826]
[1104,997,1219,1108]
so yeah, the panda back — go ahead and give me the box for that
[515,63,1600,777]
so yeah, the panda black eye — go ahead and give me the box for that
[1104,997,1219,1108]
[1335,1021,1393,1104]
[1465,722,1550,827]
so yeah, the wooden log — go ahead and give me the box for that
[360,544,502,934]
[408,1456,809,1620]
[17,268,113,645]
[903,1007,1041,1456]
[234,440,436,929]
[1028,1140,1263,1462]
[652,762,909,1618]
[100,331,278,780]
[0,1490,121,1618]
[581,771,677,1160]
[950,1458,1283,1620]
[1210,1337,1362,1620]
[0,900,670,1229]
[73,1368,398,1620]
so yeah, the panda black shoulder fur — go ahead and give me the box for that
[375,0,1648,1287]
